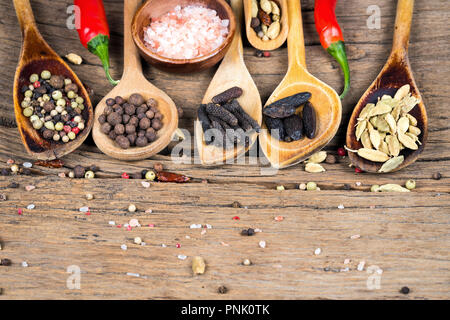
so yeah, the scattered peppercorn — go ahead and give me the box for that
[73,165,85,178]
[432,172,441,180]
[153,163,163,172]
[399,286,410,294]
[306,182,317,191]
[0,258,12,266]
[405,179,416,190]
[343,184,352,190]
[8,182,19,189]
[128,204,137,213]
[1,168,10,176]
[263,51,271,57]
[0,194,6,201]
[241,228,255,236]
[337,147,346,156]
[122,172,130,179]
[242,259,252,266]
[255,50,264,57]
[84,171,95,179]
[218,286,228,294]
[231,201,241,208]
[145,170,156,181]
[354,167,363,173]
[325,154,337,164]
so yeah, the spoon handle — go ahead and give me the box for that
[13,0,37,35]
[392,0,414,56]
[224,0,243,62]
[287,0,306,68]
[122,0,143,80]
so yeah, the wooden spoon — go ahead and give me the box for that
[92,0,178,161]
[195,0,262,165]
[259,0,342,169]
[12,0,93,160]
[243,0,288,51]
[346,0,427,173]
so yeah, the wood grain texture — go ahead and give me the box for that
[0,0,449,300]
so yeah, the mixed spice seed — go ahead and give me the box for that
[349,84,422,172]
[197,86,260,149]
[250,0,281,41]
[99,93,163,149]
[19,70,87,143]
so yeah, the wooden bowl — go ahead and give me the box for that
[131,0,236,73]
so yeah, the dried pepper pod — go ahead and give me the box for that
[197,104,211,133]
[283,115,303,141]
[209,115,233,149]
[211,87,243,105]
[156,171,190,183]
[264,116,285,140]
[225,100,261,132]
[302,102,317,139]
[263,92,312,118]
[205,103,238,126]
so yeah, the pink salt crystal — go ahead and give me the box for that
[126,225,132,231]
[129,218,140,227]
[143,5,229,60]
[25,185,35,191]
[18,208,23,215]
[148,224,155,228]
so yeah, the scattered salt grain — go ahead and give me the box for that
[314,248,321,255]
[190,224,202,229]
[350,234,361,240]
[145,208,153,214]
[21,261,28,267]
[143,5,229,60]
[25,185,35,192]
[126,272,140,277]
[205,224,212,229]
[274,216,284,221]
[177,254,187,260]
[58,172,66,178]
[259,240,266,248]
[338,204,345,209]
[185,235,190,239]
[357,261,365,271]
[79,206,89,213]
[377,268,383,275]
[108,221,116,226]
[141,181,150,188]
[23,162,32,168]
[220,241,229,247]
[340,267,350,272]
[254,228,262,233]
[129,219,140,227]
[121,244,127,250]
[201,229,207,235]
[161,244,167,248]
[355,181,362,186]
[26,204,35,210]
[344,259,351,264]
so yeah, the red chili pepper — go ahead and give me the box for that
[156,171,190,183]
[74,0,118,85]
[314,0,350,98]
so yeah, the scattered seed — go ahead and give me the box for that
[400,286,410,295]
[126,272,140,277]
[432,172,441,180]
[17,208,23,215]
[65,53,83,65]
[218,285,228,294]
[1,259,12,266]
[190,224,202,229]
[108,221,115,226]
[305,162,326,173]
[276,185,285,191]
[344,259,351,264]
[325,154,337,164]
[405,179,416,190]
[145,208,153,214]
[314,248,321,255]
[306,182,317,191]
[299,183,306,190]
[10,164,19,173]
[232,216,240,220]
[379,184,410,192]
[176,243,181,248]
[0,194,6,201]
[23,162,32,168]
[241,228,255,236]
[357,261,365,271]
[128,204,137,213]
[243,259,252,266]
[192,256,206,275]
[371,185,380,192]
[134,237,142,245]
[85,193,94,200]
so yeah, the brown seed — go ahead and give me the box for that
[146,98,158,108]
[139,118,151,130]
[43,101,55,112]
[122,114,130,124]
[145,110,155,119]
[325,154,337,164]
[64,83,78,93]
[251,17,260,28]
[125,124,136,135]
[231,201,241,208]
[43,129,54,140]
[49,75,64,89]
[432,172,441,180]
[101,122,112,134]
[104,105,113,116]
[152,119,162,130]
[116,135,130,149]
[137,130,146,137]
[114,96,125,105]
[124,103,136,115]
[73,165,85,178]
[135,136,148,147]
[108,130,117,140]
[145,128,157,142]
[258,9,271,26]
[114,124,125,135]
[136,104,148,115]
[128,93,144,106]
[107,112,122,126]
[106,98,115,106]
[98,114,106,124]
[129,116,139,127]
[127,133,137,145]
[154,112,163,120]
[218,285,228,294]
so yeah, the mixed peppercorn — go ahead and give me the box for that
[99,93,163,149]
[250,0,281,41]
[20,70,87,143]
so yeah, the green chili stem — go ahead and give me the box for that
[87,34,119,86]
[327,41,350,99]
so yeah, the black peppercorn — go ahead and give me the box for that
[432,172,441,180]
[0,259,12,266]
[218,286,228,294]
[1,168,10,176]
[400,286,410,295]
[73,165,85,179]
[106,98,116,106]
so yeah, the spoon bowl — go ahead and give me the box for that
[243,0,288,51]
[93,0,178,161]
[346,0,427,173]
[12,0,93,160]
[195,0,262,165]
[259,0,341,169]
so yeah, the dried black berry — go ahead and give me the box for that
[400,286,410,294]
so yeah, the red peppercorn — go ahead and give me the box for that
[64,125,71,133]
[355,167,363,173]
[337,147,346,156]
[176,243,181,248]
[85,211,91,216]
[72,127,80,135]
[263,51,271,57]
[18,208,23,215]
[232,216,240,220]
[148,224,155,228]
[33,81,41,88]
[126,225,132,231]
[121,172,130,179]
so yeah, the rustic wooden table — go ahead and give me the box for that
[0,0,449,300]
